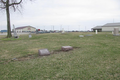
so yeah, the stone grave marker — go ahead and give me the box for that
[29,33,32,38]
[13,25,18,38]
[113,27,119,36]
[61,46,73,51]
[62,28,65,33]
[112,31,113,34]
[86,34,93,36]
[95,30,98,34]
[79,35,84,37]
[38,49,50,56]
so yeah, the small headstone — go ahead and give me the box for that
[62,28,65,33]
[112,31,113,34]
[29,33,32,38]
[12,58,18,61]
[86,34,93,36]
[113,27,119,36]
[61,46,73,51]
[95,30,98,34]
[79,35,84,37]
[38,49,50,56]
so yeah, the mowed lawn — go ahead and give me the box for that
[0,32,120,80]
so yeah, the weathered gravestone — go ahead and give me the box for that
[79,35,84,37]
[38,49,50,56]
[112,31,113,34]
[29,33,32,38]
[62,28,65,33]
[95,30,98,34]
[86,34,93,36]
[113,27,119,36]
[61,46,73,51]
[13,25,18,38]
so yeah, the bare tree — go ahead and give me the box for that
[0,0,32,38]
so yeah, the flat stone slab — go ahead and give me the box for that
[29,34,32,38]
[113,34,120,36]
[79,35,84,37]
[38,49,50,56]
[61,46,73,51]
[86,34,93,36]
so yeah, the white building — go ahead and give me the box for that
[91,26,102,32]
[102,23,120,31]
[13,26,36,33]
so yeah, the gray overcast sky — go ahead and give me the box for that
[0,0,120,31]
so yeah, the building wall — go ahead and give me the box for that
[102,27,120,31]
[16,26,36,32]
[15,29,22,33]
[22,27,36,32]
[92,29,102,32]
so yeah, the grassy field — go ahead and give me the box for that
[0,32,120,80]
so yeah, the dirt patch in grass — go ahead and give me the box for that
[16,47,80,61]
[51,47,80,54]
[1,47,80,64]
[16,54,39,61]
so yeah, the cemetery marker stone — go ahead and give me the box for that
[79,35,84,37]
[113,27,119,36]
[96,30,98,34]
[38,49,50,56]
[86,34,93,36]
[29,33,32,38]
[61,46,73,51]
[62,28,65,33]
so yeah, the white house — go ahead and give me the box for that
[91,26,102,32]
[102,23,120,31]
[13,26,36,33]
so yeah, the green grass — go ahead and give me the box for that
[0,32,120,80]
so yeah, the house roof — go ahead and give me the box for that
[92,26,102,29]
[102,22,120,27]
[15,26,36,29]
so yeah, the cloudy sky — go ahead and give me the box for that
[0,0,120,31]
